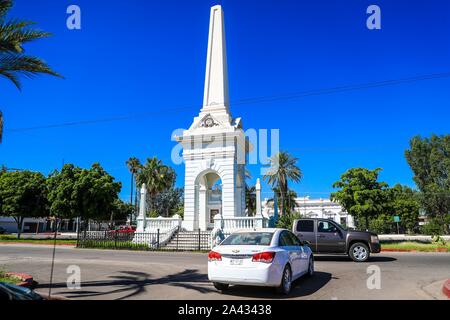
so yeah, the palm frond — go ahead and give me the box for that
[0,54,63,89]
[0,20,50,53]
[0,0,62,145]
[0,0,12,20]
[0,67,20,89]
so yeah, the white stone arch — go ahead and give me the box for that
[193,166,224,231]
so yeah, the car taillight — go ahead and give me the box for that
[252,252,276,263]
[208,251,222,261]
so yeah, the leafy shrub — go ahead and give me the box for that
[432,235,447,246]
[275,212,303,230]
[368,215,394,234]
[421,218,446,236]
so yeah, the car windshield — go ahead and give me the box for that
[221,232,274,246]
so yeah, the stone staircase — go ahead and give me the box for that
[163,229,211,251]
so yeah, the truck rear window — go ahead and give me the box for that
[296,220,314,232]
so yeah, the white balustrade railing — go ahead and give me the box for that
[144,215,182,232]
[214,215,268,233]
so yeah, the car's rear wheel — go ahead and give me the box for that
[349,242,370,262]
[213,282,229,292]
[276,265,292,295]
[307,256,314,277]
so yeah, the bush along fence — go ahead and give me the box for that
[76,228,213,251]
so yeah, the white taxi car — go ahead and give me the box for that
[208,228,314,295]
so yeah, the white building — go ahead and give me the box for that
[262,196,355,228]
[0,216,79,234]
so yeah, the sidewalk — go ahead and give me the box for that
[6,232,78,240]
[379,234,450,241]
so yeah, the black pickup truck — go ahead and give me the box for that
[292,218,381,262]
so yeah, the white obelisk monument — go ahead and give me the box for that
[136,184,147,232]
[176,5,247,231]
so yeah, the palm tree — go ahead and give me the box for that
[263,151,302,216]
[268,187,300,214]
[136,157,175,215]
[0,0,62,142]
[245,185,256,216]
[126,157,142,223]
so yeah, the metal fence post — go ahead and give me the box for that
[176,226,179,251]
[76,220,80,248]
[198,229,201,251]
[157,229,160,249]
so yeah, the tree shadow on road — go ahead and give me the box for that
[314,255,397,263]
[36,269,215,300]
[219,272,333,299]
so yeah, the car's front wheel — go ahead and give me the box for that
[213,282,229,292]
[276,265,292,295]
[349,242,370,262]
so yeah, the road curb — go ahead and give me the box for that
[0,242,76,247]
[442,279,450,299]
[6,272,34,288]
[381,248,449,253]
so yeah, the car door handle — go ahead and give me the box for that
[318,235,325,238]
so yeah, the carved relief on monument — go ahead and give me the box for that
[200,114,219,128]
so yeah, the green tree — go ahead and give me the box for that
[109,199,134,227]
[389,184,421,234]
[0,0,62,142]
[46,164,81,220]
[0,170,48,238]
[331,168,390,231]
[136,157,175,214]
[405,134,450,234]
[263,151,302,216]
[47,163,122,228]
[368,214,394,234]
[153,187,183,217]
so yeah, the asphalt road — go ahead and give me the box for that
[1,244,448,300]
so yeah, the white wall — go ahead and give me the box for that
[262,197,355,228]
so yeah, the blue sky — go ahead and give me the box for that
[1,0,449,201]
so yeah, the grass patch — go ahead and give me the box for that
[0,235,76,245]
[381,241,450,252]
[78,240,150,251]
[77,240,209,253]
[0,270,20,285]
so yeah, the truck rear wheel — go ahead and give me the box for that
[349,242,370,262]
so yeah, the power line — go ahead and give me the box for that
[6,71,450,134]
[231,71,450,106]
